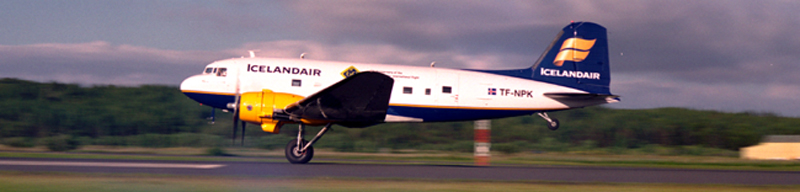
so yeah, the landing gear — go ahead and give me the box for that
[537,112,559,131]
[286,139,313,164]
[285,123,332,164]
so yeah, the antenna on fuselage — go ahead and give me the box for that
[430,61,436,68]
[300,53,307,59]
[248,50,260,58]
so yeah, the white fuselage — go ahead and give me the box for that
[180,57,590,122]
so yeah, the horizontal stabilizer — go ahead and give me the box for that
[544,92,620,104]
[284,72,394,124]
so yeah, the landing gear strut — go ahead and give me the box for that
[285,123,332,164]
[537,112,559,131]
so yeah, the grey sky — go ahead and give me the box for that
[1,0,799,116]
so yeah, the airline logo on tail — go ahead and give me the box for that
[553,38,596,67]
[540,37,601,80]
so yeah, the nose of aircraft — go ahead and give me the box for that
[180,75,201,92]
[178,75,235,109]
[179,75,210,107]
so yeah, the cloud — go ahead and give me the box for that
[0,41,229,85]
[284,0,800,86]
[610,73,800,116]
[0,40,527,86]
[3,0,800,116]
[235,40,529,69]
[765,84,800,100]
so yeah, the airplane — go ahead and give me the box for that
[180,21,619,164]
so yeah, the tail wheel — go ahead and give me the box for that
[286,139,313,164]
[537,112,560,131]
[547,119,560,131]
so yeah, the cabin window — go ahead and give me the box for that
[442,86,452,94]
[292,79,302,87]
[425,88,431,95]
[216,68,227,77]
[403,87,412,94]
[204,67,214,74]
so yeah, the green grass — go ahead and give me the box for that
[2,145,800,171]
[0,172,798,192]
[2,146,800,191]
[494,154,800,171]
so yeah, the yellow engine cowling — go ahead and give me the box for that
[238,89,304,134]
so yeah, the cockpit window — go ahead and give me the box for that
[204,67,214,74]
[216,68,227,77]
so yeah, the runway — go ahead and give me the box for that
[1,157,798,185]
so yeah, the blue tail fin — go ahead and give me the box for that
[465,22,611,95]
[531,22,611,95]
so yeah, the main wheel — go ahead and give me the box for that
[547,119,560,131]
[285,139,314,164]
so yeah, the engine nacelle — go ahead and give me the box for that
[239,89,304,134]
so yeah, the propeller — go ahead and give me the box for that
[230,65,246,146]
[230,94,248,146]
[232,94,240,145]
[240,119,246,146]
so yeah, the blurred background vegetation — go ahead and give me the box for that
[2,78,799,155]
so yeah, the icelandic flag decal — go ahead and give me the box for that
[488,88,497,95]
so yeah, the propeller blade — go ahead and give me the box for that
[231,95,241,145]
[241,121,246,146]
[232,110,239,144]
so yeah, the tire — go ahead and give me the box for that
[547,119,560,131]
[285,139,314,164]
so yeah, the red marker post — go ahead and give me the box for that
[474,120,491,166]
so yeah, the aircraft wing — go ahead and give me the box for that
[283,72,394,126]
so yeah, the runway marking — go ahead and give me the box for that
[0,160,225,169]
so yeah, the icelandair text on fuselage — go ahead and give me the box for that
[247,64,321,76]
[540,68,600,80]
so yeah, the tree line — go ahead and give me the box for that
[1,78,799,152]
